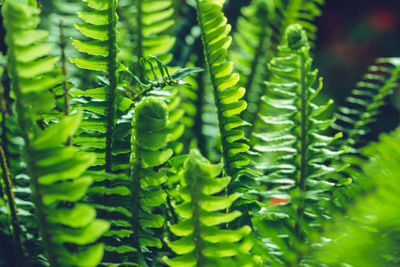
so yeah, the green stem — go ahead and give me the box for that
[136,0,144,80]
[243,24,267,120]
[0,146,27,267]
[190,171,205,266]
[59,20,69,117]
[105,0,118,175]
[59,20,72,146]
[0,85,10,168]
[129,136,145,264]
[192,43,207,156]
[162,184,178,224]
[293,52,307,263]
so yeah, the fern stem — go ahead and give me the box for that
[59,20,69,117]
[0,146,27,267]
[6,37,57,266]
[193,46,207,156]
[0,85,11,167]
[129,161,142,262]
[105,0,118,174]
[135,0,144,80]
[129,139,145,264]
[294,52,307,259]
[162,184,178,224]
[190,169,205,266]
[243,25,267,120]
[59,20,72,146]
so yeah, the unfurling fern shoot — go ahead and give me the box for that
[252,24,347,266]
[129,96,173,264]
[164,149,258,267]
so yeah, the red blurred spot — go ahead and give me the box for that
[368,8,398,32]
[270,198,289,205]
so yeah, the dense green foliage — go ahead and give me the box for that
[0,0,400,266]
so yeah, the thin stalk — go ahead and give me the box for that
[293,52,307,263]
[162,184,178,224]
[192,40,207,156]
[129,139,145,264]
[135,0,144,80]
[59,20,72,145]
[190,172,205,266]
[59,21,69,117]
[0,146,27,267]
[105,0,118,175]
[243,24,267,117]
[0,79,11,168]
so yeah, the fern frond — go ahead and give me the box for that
[164,149,258,267]
[2,1,109,266]
[70,0,126,173]
[194,0,252,180]
[251,24,346,265]
[326,58,400,210]
[332,58,400,152]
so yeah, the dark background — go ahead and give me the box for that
[315,0,400,140]
[1,0,400,141]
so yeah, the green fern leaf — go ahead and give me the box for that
[231,0,326,136]
[194,0,252,180]
[2,1,109,266]
[70,0,127,173]
[317,126,400,266]
[328,58,400,211]
[164,150,259,267]
[332,58,400,152]
[251,24,346,265]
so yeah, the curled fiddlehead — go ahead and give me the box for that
[129,96,173,265]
